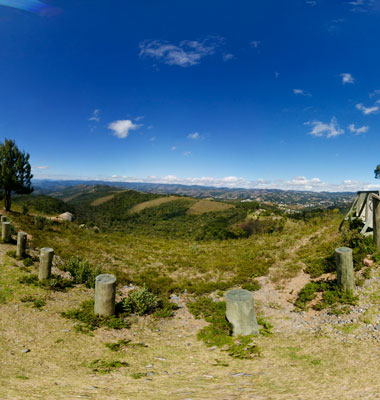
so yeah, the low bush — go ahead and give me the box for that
[62,256,102,288]
[85,359,128,374]
[187,296,267,359]
[18,274,73,291]
[295,279,358,311]
[61,300,129,332]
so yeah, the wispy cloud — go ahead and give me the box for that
[251,40,261,49]
[223,53,234,62]
[305,117,344,138]
[275,71,280,79]
[135,116,144,122]
[369,89,380,98]
[183,151,192,156]
[104,174,380,192]
[171,146,177,151]
[33,166,49,170]
[139,36,223,67]
[348,124,369,134]
[305,0,317,6]
[187,132,199,140]
[89,109,100,122]
[108,120,142,139]
[356,103,379,115]
[340,73,354,84]
[293,88,311,96]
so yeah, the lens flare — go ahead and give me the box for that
[0,0,49,13]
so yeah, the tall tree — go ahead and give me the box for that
[0,139,33,211]
[375,165,380,179]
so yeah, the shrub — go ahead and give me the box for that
[18,273,73,291]
[62,256,102,288]
[61,300,129,331]
[122,287,159,315]
[22,257,34,267]
[86,359,128,374]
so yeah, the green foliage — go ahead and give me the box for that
[374,164,380,179]
[85,359,128,374]
[295,280,358,311]
[104,339,147,351]
[257,316,273,336]
[0,287,13,304]
[22,257,34,267]
[61,300,129,331]
[20,295,46,309]
[14,194,73,216]
[18,273,73,291]
[6,250,17,259]
[122,287,159,315]
[187,296,266,359]
[342,230,377,270]
[62,256,102,288]
[33,216,51,230]
[0,138,33,211]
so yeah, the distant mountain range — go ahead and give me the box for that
[32,179,356,209]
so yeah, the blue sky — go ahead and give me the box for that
[1,0,380,191]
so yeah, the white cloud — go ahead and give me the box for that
[251,40,261,48]
[171,146,177,151]
[139,36,223,67]
[369,89,380,98]
[187,132,199,140]
[108,120,142,139]
[340,73,354,84]
[348,124,369,134]
[223,53,234,61]
[305,117,344,138]
[293,88,311,96]
[306,0,317,6]
[183,151,192,156]
[89,109,100,122]
[33,166,49,170]
[356,103,379,115]
[103,174,380,192]
[135,116,144,121]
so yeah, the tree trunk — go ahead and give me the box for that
[4,190,11,211]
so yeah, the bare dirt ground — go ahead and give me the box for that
[2,234,380,400]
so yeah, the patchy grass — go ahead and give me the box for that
[187,199,234,215]
[129,196,185,213]
[90,194,116,206]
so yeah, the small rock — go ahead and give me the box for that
[145,364,153,369]
[155,357,166,361]
[21,349,30,353]
[146,372,154,376]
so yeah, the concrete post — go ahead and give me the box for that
[225,289,259,336]
[373,197,380,249]
[1,216,7,223]
[16,232,27,258]
[335,247,355,292]
[2,221,11,243]
[39,247,54,281]
[94,274,116,316]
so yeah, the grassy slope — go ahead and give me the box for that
[187,199,234,215]
[3,211,380,399]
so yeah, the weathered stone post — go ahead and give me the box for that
[1,216,7,223]
[16,232,27,258]
[373,196,380,249]
[225,289,259,336]
[335,247,355,292]
[2,221,11,243]
[39,247,54,281]
[94,274,116,316]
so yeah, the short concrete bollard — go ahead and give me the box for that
[225,289,259,336]
[335,247,355,292]
[2,221,11,243]
[39,247,54,280]
[16,232,27,258]
[94,274,116,317]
